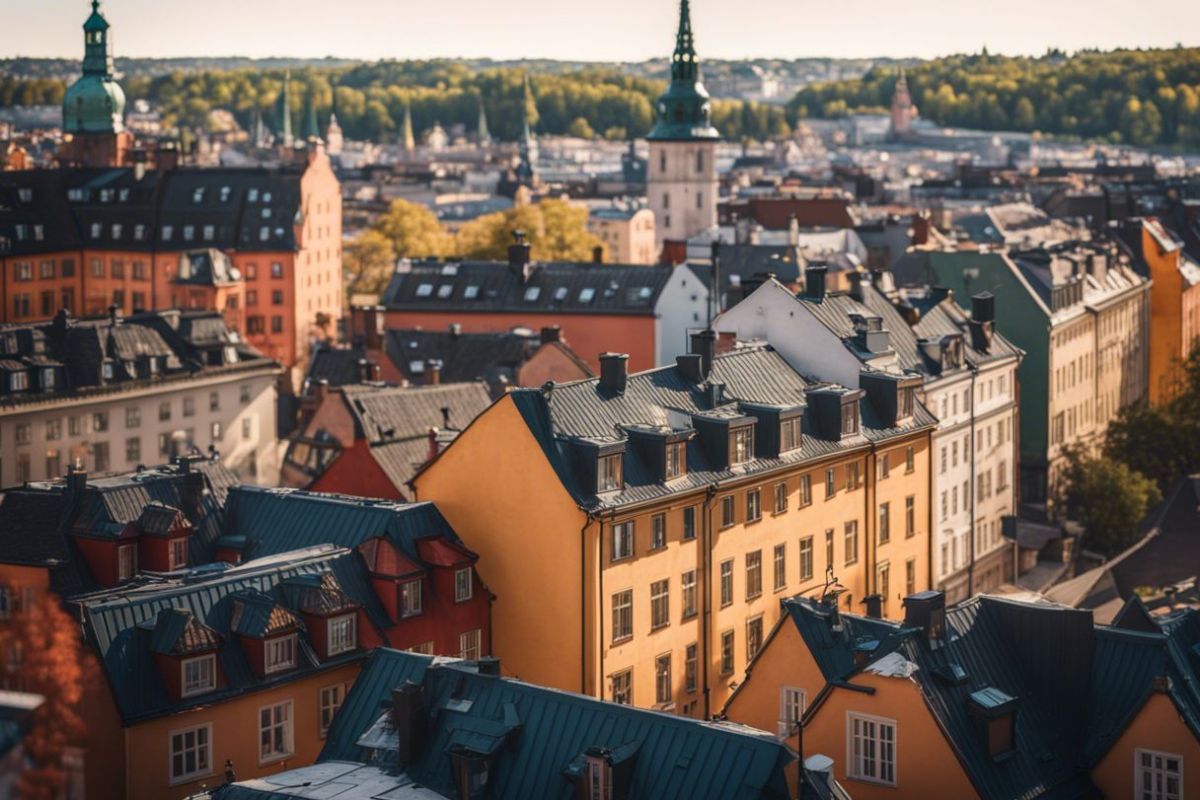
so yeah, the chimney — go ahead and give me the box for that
[108,303,121,325]
[803,755,838,795]
[390,682,427,765]
[65,463,88,495]
[676,353,704,383]
[314,378,330,402]
[427,427,440,461]
[788,213,800,248]
[539,325,561,344]
[441,406,451,429]
[705,381,725,408]
[690,329,717,379]
[862,594,883,619]
[903,590,946,643]
[448,322,462,338]
[709,238,723,322]
[425,359,442,386]
[847,271,866,302]
[969,292,995,353]
[357,358,374,383]
[804,266,828,302]
[592,245,604,264]
[735,215,750,245]
[363,306,384,350]
[477,656,501,676]
[930,285,952,305]
[716,330,738,355]
[598,353,629,394]
[507,230,532,282]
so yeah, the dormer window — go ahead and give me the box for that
[117,544,137,581]
[326,614,357,656]
[664,440,686,480]
[898,387,915,421]
[841,402,860,437]
[168,539,188,571]
[400,579,423,618]
[729,425,754,465]
[967,687,1018,761]
[451,751,491,800]
[599,453,623,492]
[181,654,216,698]
[586,755,613,800]
[264,634,297,674]
[780,416,802,452]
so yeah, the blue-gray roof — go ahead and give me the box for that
[311,648,793,800]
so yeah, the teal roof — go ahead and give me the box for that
[65,0,125,134]
[646,0,719,141]
[309,648,793,800]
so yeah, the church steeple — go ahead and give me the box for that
[647,0,718,142]
[62,0,126,136]
[477,99,492,147]
[402,102,415,153]
[279,71,294,147]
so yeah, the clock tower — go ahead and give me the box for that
[646,0,720,257]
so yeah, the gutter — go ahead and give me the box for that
[701,482,717,718]
[581,509,598,696]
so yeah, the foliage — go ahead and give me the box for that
[343,229,397,297]
[373,200,451,262]
[1057,444,1161,557]
[455,198,605,262]
[788,47,1200,148]
[0,596,84,800]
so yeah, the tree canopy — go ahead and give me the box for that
[1056,444,1161,557]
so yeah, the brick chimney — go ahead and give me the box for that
[425,359,442,386]
[598,353,628,395]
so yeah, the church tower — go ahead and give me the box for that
[59,0,132,167]
[890,67,916,139]
[646,0,720,255]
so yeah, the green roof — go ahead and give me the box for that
[646,0,719,142]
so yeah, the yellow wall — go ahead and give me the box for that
[723,622,825,740]
[1144,224,1187,407]
[122,664,360,800]
[1092,691,1200,799]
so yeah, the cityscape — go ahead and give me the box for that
[1,1,1199,798]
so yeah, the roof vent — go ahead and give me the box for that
[966,687,1018,761]
[803,265,828,302]
[903,590,946,644]
[969,292,995,353]
[598,353,629,395]
[477,656,501,677]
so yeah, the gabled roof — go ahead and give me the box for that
[382,260,673,316]
[305,344,373,389]
[312,648,793,800]
[341,382,492,445]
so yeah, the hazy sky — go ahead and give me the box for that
[7,0,1200,62]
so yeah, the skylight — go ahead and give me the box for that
[415,284,434,297]
[463,285,480,299]
[579,287,596,303]
[524,287,541,302]
[437,284,454,298]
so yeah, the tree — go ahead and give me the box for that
[374,199,450,260]
[453,198,605,262]
[568,117,595,139]
[0,597,84,800]
[1104,403,1193,491]
[343,229,396,297]
[1057,445,1161,556]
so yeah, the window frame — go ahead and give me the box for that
[326,614,357,656]
[455,567,474,602]
[264,634,298,675]
[611,521,634,562]
[654,652,672,706]
[611,589,633,643]
[778,686,806,739]
[168,722,213,785]
[318,683,345,739]
[610,669,632,705]
[1135,747,1183,800]
[650,514,667,550]
[847,711,897,786]
[650,579,670,630]
[799,536,814,582]
[773,482,788,514]
[400,578,423,618]
[258,699,294,764]
[180,654,216,698]
[773,543,787,592]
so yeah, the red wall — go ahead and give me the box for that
[73,535,125,588]
[308,439,407,500]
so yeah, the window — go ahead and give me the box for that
[158,401,172,422]
[844,521,859,565]
[879,502,890,544]
[169,539,188,571]
[778,687,806,739]
[826,528,835,568]
[681,570,697,619]
[259,700,293,762]
[1136,748,1182,800]
[877,562,890,614]
[651,579,670,630]
[319,684,345,738]
[271,290,283,305]
[848,713,896,785]
[126,437,141,463]
[780,417,801,452]
[685,644,698,693]
[459,629,481,660]
[14,422,31,445]
[210,422,222,442]
[651,514,667,550]
[181,655,216,698]
[209,391,221,412]
[682,507,696,540]
[801,474,812,506]
[825,468,836,498]
[243,418,252,440]
[774,482,788,514]
[611,670,632,705]
[240,385,251,404]
[906,558,916,596]
[455,567,474,602]
[93,411,109,432]
[847,462,860,491]
[265,635,297,674]
[599,453,623,492]
[721,496,735,527]
[95,441,111,472]
[665,440,686,479]
[169,724,211,784]
[327,615,357,656]
[729,426,754,465]
[881,454,891,479]
[117,544,136,581]
[720,560,734,607]
[272,316,283,333]
[841,402,860,436]
[905,496,915,538]
[611,522,634,561]
[746,489,762,522]
[720,630,735,675]
[655,653,672,705]
[400,579,422,617]
[271,262,284,279]
[799,537,814,581]
[747,616,763,661]
[183,397,195,417]
[612,590,633,642]
[746,550,762,599]
[905,446,915,473]
[773,544,787,592]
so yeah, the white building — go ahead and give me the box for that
[715,271,1022,600]
[0,309,281,487]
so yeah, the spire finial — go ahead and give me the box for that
[92,0,100,12]
[670,0,699,83]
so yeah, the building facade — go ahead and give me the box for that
[589,204,658,265]
[413,338,934,717]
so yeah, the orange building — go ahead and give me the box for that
[1120,218,1200,405]
[725,591,1200,799]
[412,334,934,717]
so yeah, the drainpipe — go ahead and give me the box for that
[967,367,978,597]
[701,483,718,718]
[582,509,598,697]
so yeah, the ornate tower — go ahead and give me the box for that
[646,0,720,254]
[402,103,415,154]
[890,67,916,139]
[278,71,294,148]
[59,0,131,166]
[477,99,492,148]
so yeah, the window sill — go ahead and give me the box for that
[169,771,214,788]
[746,593,762,602]
[610,556,633,564]
[259,753,294,767]
[611,635,633,646]
[771,508,788,517]
[650,623,670,633]
[745,517,763,526]
[773,585,788,594]
[681,612,698,622]
[845,559,859,567]
[847,776,897,788]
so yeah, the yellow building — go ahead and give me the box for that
[413,334,934,716]
[588,204,658,265]
[725,591,1200,799]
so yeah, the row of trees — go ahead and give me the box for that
[789,48,1200,148]
[344,197,605,296]
[1057,347,1200,556]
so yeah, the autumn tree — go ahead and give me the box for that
[343,229,397,297]
[374,199,451,261]
[453,198,605,263]
[0,596,84,800]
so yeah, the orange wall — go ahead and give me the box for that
[1091,691,1200,799]
[384,310,659,372]
[723,620,826,743]
[1144,226,1187,406]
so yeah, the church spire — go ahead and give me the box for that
[279,70,294,147]
[402,102,415,153]
[477,98,492,147]
[671,0,698,83]
[647,0,718,141]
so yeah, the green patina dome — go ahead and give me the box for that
[647,0,720,142]
[62,0,125,134]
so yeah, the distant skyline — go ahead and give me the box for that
[4,0,1199,63]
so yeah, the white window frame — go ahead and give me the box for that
[180,654,216,698]
[611,521,634,562]
[586,755,614,800]
[263,634,297,675]
[319,683,346,739]
[169,538,188,571]
[117,543,137,581]
[168,722,213,785]
[459,629,481,660]
[777,686,806,739]
[847,711,897,786]
[1136,748,1183,800]
[454,567,474,602]
[400,578,423,617]
[326,614,357,656]
[258,699,294,764]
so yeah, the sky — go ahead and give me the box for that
[4,0,1200,62]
